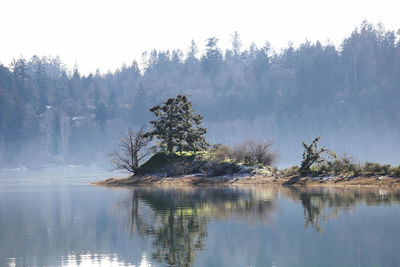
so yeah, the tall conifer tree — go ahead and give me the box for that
[147,94,208,155]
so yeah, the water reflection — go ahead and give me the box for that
[118,186,400,266]
[7,253,146,267]
[120,187,275,266]
[1,184,400,266]
[285,187,400,232]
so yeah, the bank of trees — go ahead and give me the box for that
[1,21,400,165]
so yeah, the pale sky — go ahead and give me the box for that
[0,0,399,75]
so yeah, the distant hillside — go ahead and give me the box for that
[1,21,399,167]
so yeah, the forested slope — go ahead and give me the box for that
[1,22,399,167]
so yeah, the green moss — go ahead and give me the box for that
[136,152,171,174]
[135,151,209,175]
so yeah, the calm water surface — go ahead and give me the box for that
[1,167,400,266]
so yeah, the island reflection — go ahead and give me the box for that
[117,186,400,266]
[2,185,400,266]
[117,187,275,266]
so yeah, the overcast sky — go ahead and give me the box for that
[0,0,399,74]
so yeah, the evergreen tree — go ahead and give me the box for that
[231,31,242,58]
[201,37,223,75]
[95,102,107,132]
[187,39,199,60]
[147,94,208,155]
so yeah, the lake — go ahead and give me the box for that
[1,167,400,266]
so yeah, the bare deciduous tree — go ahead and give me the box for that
[109,127,151,174]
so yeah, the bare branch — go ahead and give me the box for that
[109,126,151,174]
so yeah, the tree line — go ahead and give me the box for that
[1,21,400,165]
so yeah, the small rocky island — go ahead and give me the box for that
[94,95,400,188]
[94,151,400,188]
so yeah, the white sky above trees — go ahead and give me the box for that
[0,0,399,75]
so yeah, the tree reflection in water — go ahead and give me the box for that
[119,187,275,266]
[116,186,400,266]
[286,187,400,232]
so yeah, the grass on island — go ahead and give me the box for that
[135,149,276,178]
[280,161,400,178]
[135,151,400,180]
[133,138,400,180]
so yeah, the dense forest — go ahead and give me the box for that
[1,21,399,167]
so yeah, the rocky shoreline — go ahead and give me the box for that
[92,173,400,188]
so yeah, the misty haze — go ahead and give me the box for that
[1,22,400,168]
[1,1,400,265]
